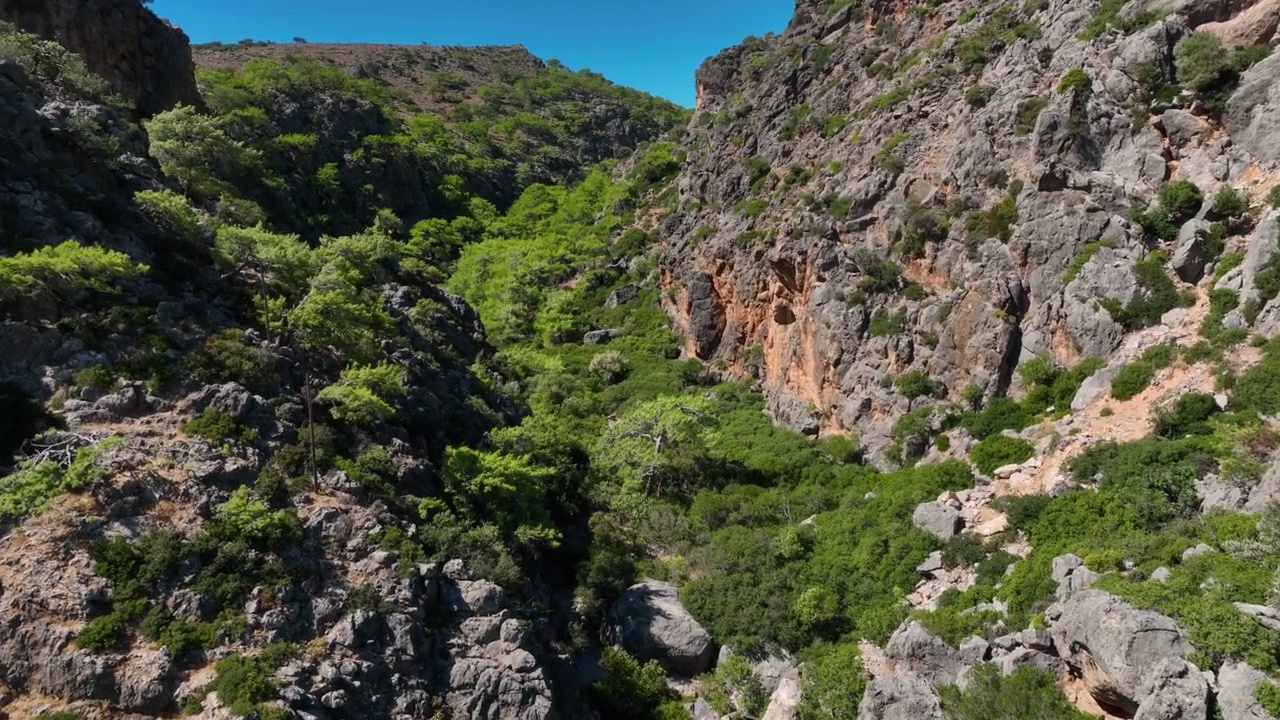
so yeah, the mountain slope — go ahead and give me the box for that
[656,0,1280,463]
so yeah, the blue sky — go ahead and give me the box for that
[149,0,794,107]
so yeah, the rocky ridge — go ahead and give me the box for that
[657,0,1280,462]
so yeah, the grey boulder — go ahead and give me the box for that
[911,503,962,541]
[1050,590,1193,715]
[607,581,716,676]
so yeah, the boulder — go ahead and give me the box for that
[1234,602,1280,632]
[1132,658,1210,720]
[1052,554,1100,600]
[857,672,943,720]
[762,676,802,720]
[1050,590,1193,715]
[958,636,990,664]
[911,503,963,541]
[1225,52,1280,163]
[1171,220,1209,284]
[1218,661,1275,720]
[884,621,961,686]
[582,328,622,344]
[608,581,716,676]
[995,647,1064,678]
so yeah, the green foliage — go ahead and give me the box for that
[798,643,867,720]
[955,6,1043,74]
[33,712,83,720]
[183,406,258,444]
[1159,180,1205,220]
[1078,0,1165,40]
[442,446,561,548]
[0,438,119,520]
[940,664,1094,719]
[1233,342,1280,415]
[0,240,147,308]
[1064,242,1116,284]
[1101,251,1190,331]
[0,21,121,107]
[868,308,906,337]
[1013,97,1048,136]
[1153,392,1220,438]
[969,434,1034,475]
[961,396,1034,440]
[965,85,995,108]
[966,194,1020,242]
[1110,343,1176,400]
[1269,185,1280,209]
[1212,186,1251,218]
[895,371,939,404]
[1057,68,1091,94]
[1175,32,1230,92]
[590,648,679,720]
[135,189,203,244]
[206,487,302,550]
[187,652,280,717]
[184,330,277,395]
[146,105,261,200]
[874,133,911,174]
[317,363,405,424]
[1257,683,1280,717]
[1099,552,1279,671]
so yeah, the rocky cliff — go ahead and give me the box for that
[658,0,1280,460]
[0,0,202,117]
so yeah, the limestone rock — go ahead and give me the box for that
[884,621,961,686]
[762,676,802,720]
[608,581,716,676]
[1050,590,1194,714]
[1218,661,1275,720]
[911,503,963,541]
[857,672,943,720]
[1133,658,1209,720]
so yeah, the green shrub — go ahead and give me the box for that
[206,487,302,550]
[1232,345,1280,415]
[0,240,147,308]
[135,189,203,244]
[72,365,116,391]
[797,643,866,720]
[869,308,906,337]
[1102,252,1190,332]
[969,434,1034,475]
[895,371,939,404]
[1057,68,1091,94]
[184,329,277,395]
[1258,684,1280,717]
[939,664,1095,719]
[965,85,994,108]
[1013,97,1048,136]
[0,438,119,520]
[961,396,1033,440]
[1212,187,1250,218]
[1268,185,1280,209]
[1174,32,1229,91]
[590,647,679,720]
[875,133,911,174]
[1153,393,1220,438]
[183,406,257,444]
[33,712,83,720]
[1062,240,1112,284]
[1111,361,1156,401]
[1159,180,1205,220]
[942,533,988,568]
[187,653,280,716]
[0,21,121,106]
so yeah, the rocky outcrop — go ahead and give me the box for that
[1218,661,1276,720]
[912,503,963,541]
[857,672,944,720]
[1051,554,1100,600]
[0,0,202,117]
[607,581,717,676]
[1048,590,1194,714]
[1132,658,1211,720]
[657,0,1280,459]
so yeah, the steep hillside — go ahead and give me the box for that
[188,41,688,237]
[0,0,201,117]
[658,0,1280,462]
